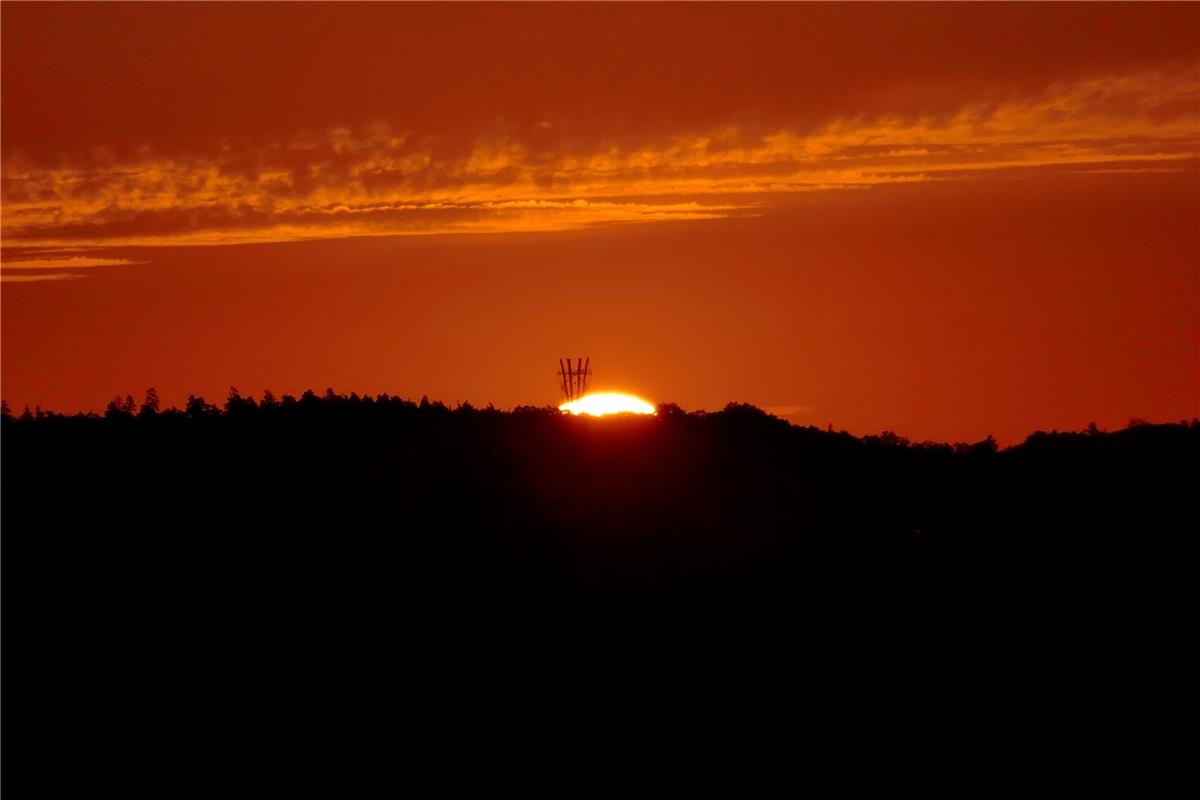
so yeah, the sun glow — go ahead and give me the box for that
[559,392,656,416]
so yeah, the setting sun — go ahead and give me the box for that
[559,392,656,417]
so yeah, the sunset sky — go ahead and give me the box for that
[2,2,1197,443]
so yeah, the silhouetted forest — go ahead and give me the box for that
[2,388,1197,767]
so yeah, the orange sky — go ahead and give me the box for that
[3,2,1198,443]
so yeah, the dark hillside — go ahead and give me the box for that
[2,392,1196,771]
[5,391,1193,635]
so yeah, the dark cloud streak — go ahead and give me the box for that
[3,3,1197,163]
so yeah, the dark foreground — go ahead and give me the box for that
[2,393,1197,769]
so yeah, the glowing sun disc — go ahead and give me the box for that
[559,392,656,416]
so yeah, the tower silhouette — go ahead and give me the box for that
[558,357,591,402]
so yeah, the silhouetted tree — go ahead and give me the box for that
[106,395,133,420]
[657,402,686,417]
[722,401,770,418]
[225,386,257,416]
[140,387,160,418]
[185,395,217,419]
[872,431,910,447]
[970,435,998,456]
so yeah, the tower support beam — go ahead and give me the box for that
[557,357,593,402]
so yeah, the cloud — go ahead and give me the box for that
[764,405,815,419]
[0,256,147,269]
[0,253,145,284]
[1,272,84,283]
[2,66,1195,250]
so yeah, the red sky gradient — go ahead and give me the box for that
[3,3,1197,443]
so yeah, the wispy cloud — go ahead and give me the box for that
[1,272,84,284]
[764,405,815,419]
[2,67,1195,250]
[0,254,146,285]
[0,256,146,269]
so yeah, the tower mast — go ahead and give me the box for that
[557,357,592,402]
